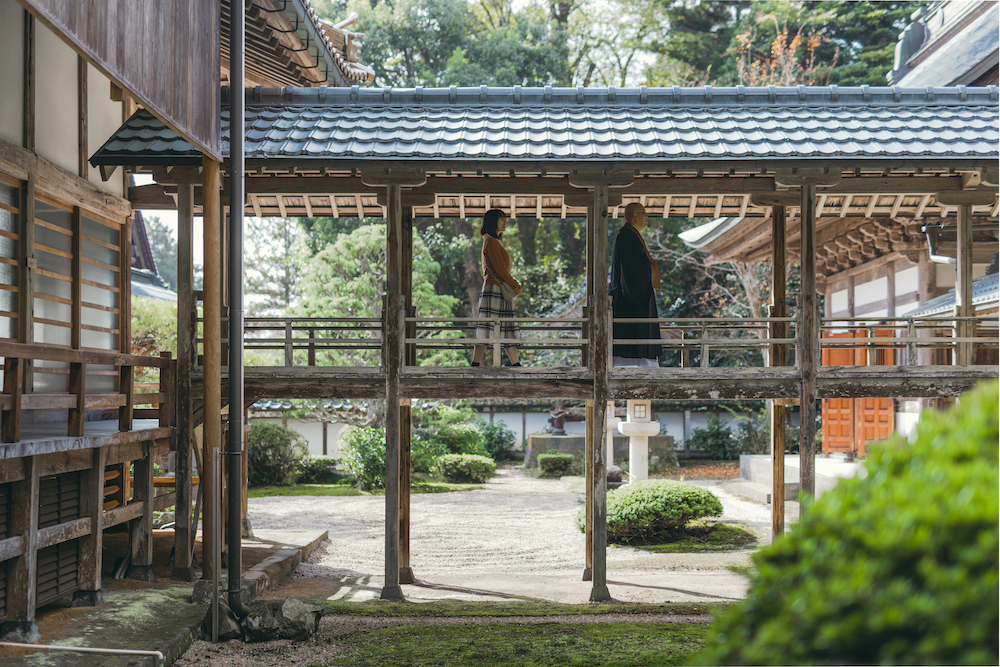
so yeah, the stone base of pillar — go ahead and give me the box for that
[399,567,415,584]
[380,585,404,600]
[126,565,156,583]
[582,567,592,581]
[589,585,612,602]
[171,566,198,582]
[71,589,104,607]
[0,621,40,643]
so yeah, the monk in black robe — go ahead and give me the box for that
[609,203,661,366]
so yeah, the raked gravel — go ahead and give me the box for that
[246,467,772,578]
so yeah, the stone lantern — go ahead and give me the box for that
[615,400,659,481]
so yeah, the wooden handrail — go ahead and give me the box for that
[0,341,171,368]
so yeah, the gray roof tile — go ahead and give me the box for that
[90,85,999,167]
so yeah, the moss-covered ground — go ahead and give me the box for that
[630,521,758,553]
[311,601,726,667]
[247,477,481,498]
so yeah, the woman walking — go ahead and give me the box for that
[472,209,522,366]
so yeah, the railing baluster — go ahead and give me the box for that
[700,322,709,369]
[284,321,293,367]
[906,318,917,365]
[492,318,501,367]
[308,328,316,366]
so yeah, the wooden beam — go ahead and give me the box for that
[770,205,787,538]
[7,455,40,633]
[127,442,155,580]
[799,184,818,497]
[399,400,413,584]
[590,183,611,602]
[22,10,34,154]
[78,56,88,179]
[956,205,974,366]
[201,157,221,581]
[583,399,593,581]
[381,182,403,601]
[77,446,107,599]
[173,183,195,579]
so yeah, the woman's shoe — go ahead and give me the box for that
[471,361,481,367]
[510,362,522,367]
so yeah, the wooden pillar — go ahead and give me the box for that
[583,399,593,581]
[19,174,34,392]
[381,182,403,600]
[201,157,221,580]
[589,184,611,602]
[955,204,973,366]
[75,446,107,604]
[2,455,39,641]
[402,207,416,367]
[173,183,196,580]
[77,56,88,179]
[127,441,156,581]
[771,206,787,536]
[799,185,817,496]
[22,9,34,154]
[69,207,84,436]
[399,399,413,584]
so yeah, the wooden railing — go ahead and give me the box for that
[0,341,175,442]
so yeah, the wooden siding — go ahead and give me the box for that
[21,0,221,160]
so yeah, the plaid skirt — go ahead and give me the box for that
[475,284,520,345]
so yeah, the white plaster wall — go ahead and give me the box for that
[855,276,887,307]
[0,3,23,147]
[937,263,990,288]
[830,289,848,314]
[895,410,920,439]
[254,418,346,458]
[35,23,79,175]
[88,64,124,197]
[895,266,919,295]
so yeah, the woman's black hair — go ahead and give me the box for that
[480,209,506,239]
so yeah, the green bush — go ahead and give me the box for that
[696,381,1000,666]
[480,420,517,460]
[341,427,386,490]
[576,480,723,543]
[434,454,497,483]
[411,437,449,474]
[689,415,738,460]
[538,452,574,477]
[247,422,308,487]
[295,456,342,484]
[413,403,489,457]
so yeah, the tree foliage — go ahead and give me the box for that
[141,215,178,291]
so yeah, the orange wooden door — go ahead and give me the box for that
[821,332,858,455]
[852,329,895,456]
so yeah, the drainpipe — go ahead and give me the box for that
[228,0,249,619]
[925,226,956,265]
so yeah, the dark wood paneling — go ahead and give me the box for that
[21,0,221,160]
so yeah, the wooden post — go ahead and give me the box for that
[2,357,22,442]
[127,441,156,581]
[173,182,196,580]
[770,206,787,536]
[22,9,34,154]
[399,399,413,584]
[19,174,34,392]
[3,455,39,640]
[322,421,328,455]
[118,364,133,432]
[202,156,222,581]
[159,352,174,428]
[402,207,416,367]
[799,184,818,496]
[68,362,85,436]
[583,399,593,581]
[590,183,611,602]
[74,445,107,605]
[71,207,82,350]
[381,182,403,600]
[955,204,973,366]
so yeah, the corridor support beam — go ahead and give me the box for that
[201,156,221,580]
[173,182,196,581]
[770,205,787,536]
[799,182,818,496]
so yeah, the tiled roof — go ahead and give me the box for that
[908,271,1000,316]
[91,85,999,168]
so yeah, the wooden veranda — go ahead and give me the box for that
[96,84,999,602]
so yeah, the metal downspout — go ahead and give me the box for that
[228,0,249,619]
[925,226,957,265]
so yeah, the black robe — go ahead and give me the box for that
[608,224,661,360]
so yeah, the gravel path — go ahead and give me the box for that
[247,467,772,578]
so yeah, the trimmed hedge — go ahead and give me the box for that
[434,454,496,483]
[295,456,342,484]
[696,381,1000,666]
[577,480,722,543]
[538,453,575,477]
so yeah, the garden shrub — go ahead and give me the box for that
[410,437,449,474]
[295,456,342,485]
[481,420,517,460]
[538,452,574,477]
[576,480,722,543]
[434,454,496,483]
[341,427,385,490]
[688,415,738,460]
[247,422,308,487]
[696,381,1000,666]
[413,403,489,457]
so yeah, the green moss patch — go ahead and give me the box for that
[321,622,710,667]
[632,521,758,553]
[247,478,481,498]
[315,600,729,618]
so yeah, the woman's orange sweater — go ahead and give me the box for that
[481,235,520,291]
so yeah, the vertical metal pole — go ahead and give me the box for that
[799,185,818,496]
[227,0,248,619]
